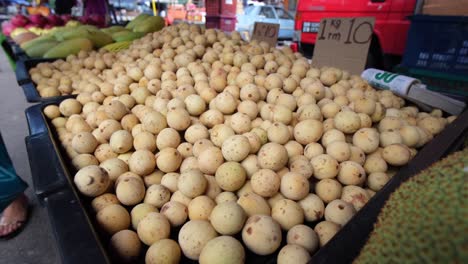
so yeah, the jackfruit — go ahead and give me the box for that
[133,16,165,34]
[354,147,468,264]
[25,40,58,57]
[43,38,93,58]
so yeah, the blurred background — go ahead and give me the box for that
[1,1,466,99]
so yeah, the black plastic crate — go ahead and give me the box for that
[25,100,110,264]
[25,133,68,199]
[402,15,468,74]
[10,41,27,60]
[44,189,110,264]
[5,38,25,57]
[21,81,75,103]
[310,112,468,263]
[25,100,468,264]
[1,38,14,59]
[15,58,75,102]
[25,101,281,263]
[15,58,55,85]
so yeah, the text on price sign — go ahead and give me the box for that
[312,17,375,74]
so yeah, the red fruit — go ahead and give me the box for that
[60,14,72,23]
[78,16,89,24]
[2,21,15,36]
[89,14,106,27]
[46,14,63,26]
[29,14,46,27]
[10,14,29,27]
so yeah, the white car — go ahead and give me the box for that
[236,5,295,40]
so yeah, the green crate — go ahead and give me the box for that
[394,65,468,100]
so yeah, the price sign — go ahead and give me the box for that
[312,17,375,74]
[251,22,280,47]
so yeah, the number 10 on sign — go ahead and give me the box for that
[318,18,373,45]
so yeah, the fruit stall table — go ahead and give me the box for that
[2,18,466,263]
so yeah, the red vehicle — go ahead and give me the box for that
[294,0,417,69]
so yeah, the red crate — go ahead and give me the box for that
[220,0,237,17]
[205,15,220,29]
[205,0,220,16]
[220,16,236,32]
[206,15,237,32]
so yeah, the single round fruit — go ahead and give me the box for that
[242,215,282,255]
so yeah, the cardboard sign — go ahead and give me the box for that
[251,22,279,47]
[312,17,375,75]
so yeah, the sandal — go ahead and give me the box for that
[0,194,30,240]
[0,218,27,240]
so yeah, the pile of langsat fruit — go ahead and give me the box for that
[38,23,456,264]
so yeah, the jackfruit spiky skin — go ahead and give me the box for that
[354,147,468,264]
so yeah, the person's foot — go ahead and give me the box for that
[0,194,28,238]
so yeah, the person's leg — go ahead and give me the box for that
[0,133,28,237]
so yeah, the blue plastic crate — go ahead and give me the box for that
[402,15,468,74]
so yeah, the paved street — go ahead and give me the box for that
[0,51,59,264]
